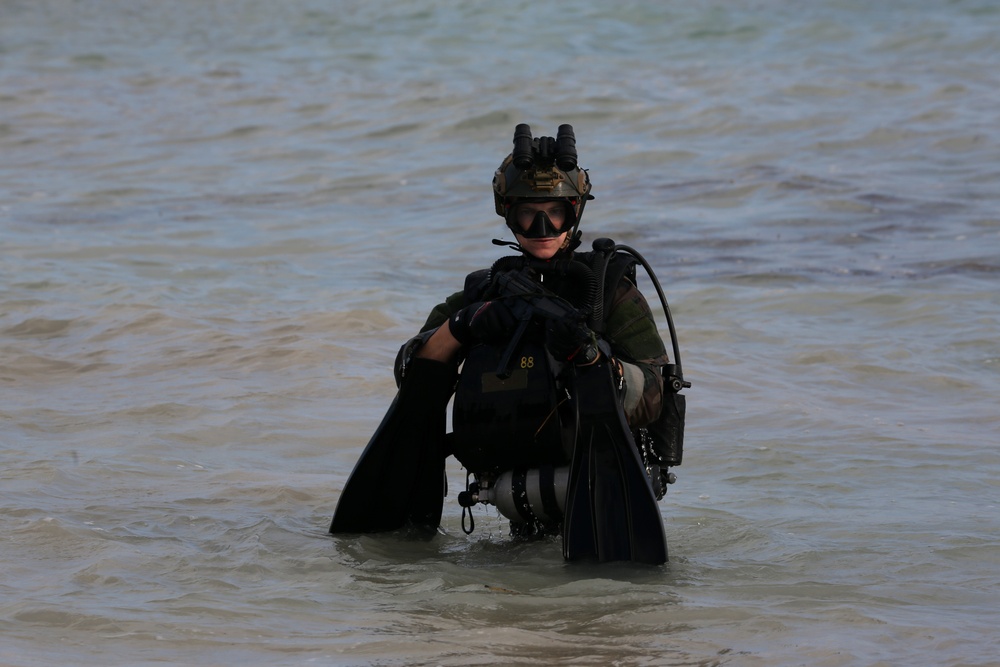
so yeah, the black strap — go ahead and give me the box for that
[461,471,476,535]
[538,465,562,520]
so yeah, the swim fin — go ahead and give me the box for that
[562,357,668,565]
[329,357,456,535]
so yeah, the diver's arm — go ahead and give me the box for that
[392,289,467,384]
[617,359,664,427]
[415,322,463,363]
[617,359,650,420]
[605,280,670,427]
[407,267,501,366]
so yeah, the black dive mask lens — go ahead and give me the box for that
[519,209,563,239]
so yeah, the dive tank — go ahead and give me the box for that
[479,466,570,524]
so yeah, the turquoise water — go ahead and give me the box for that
[2,2,999,665]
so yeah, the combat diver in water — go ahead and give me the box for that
[331,124,688,564]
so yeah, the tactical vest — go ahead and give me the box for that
[450,251,639,475]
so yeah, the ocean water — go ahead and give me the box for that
[2,1,999,665]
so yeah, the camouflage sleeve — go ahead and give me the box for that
[603,278,670,427]
[419,289,467,333]
[398,270,491,383]
[390,290,467,386]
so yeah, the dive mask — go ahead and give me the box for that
[517,208,565,239]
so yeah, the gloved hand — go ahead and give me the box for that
[448,300,518,346]
[545,317,599,365]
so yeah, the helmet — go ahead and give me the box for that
[493,124,594,240]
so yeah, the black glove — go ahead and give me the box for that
[545,317,599,365]
[448,300,518,346]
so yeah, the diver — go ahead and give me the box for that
[331,124,688,564]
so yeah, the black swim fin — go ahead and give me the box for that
[562,358,668,565]
[330,358,456,535]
